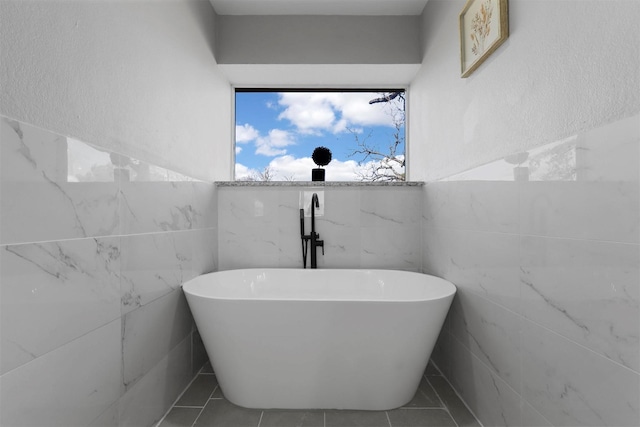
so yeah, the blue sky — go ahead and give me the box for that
[235,91,405,181]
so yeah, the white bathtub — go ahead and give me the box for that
[182,269,456,410]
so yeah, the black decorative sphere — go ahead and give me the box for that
[312,146,332,167]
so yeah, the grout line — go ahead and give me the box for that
[0,317,123,377]
[426,376,460,427]
[397,407,449,410]
[0,227,218,248]
[154,364,210,427]
[209,385,219,399]
[256,411,264,427]
[172,405,206,409]
[430,366,485,427]
[190,404,207,427]
[385,410,393,427]
[422,223,637,246]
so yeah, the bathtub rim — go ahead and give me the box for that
[182,268,456,303]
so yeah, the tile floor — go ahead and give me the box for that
[156,361,481,427]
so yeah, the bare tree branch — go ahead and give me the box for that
[237,165,274,182]
[347,91,406,182]
[368,91,402,104]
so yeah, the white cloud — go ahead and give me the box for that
[339,93,400,127]
[278,93,336,134]
[236,123,259,143]
[261,155,364,181]
[255,129,296,156]
[236,146,242,154]
[235,163,256,180]
[237,154,405,182]
[277,92,401,135]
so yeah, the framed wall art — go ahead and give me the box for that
[459,0,509,78]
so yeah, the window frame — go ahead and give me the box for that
[232,87,409,182]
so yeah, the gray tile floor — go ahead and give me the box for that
[157,362,481,427]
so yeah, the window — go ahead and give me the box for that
[234,89,405,182]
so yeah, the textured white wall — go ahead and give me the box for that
[409,0,640,181]
[0,0,232,181]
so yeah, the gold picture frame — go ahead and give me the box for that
[459,0,509,78]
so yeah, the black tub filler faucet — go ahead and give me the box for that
[300,193,324,269]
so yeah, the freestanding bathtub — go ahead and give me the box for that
[182,268,456,410]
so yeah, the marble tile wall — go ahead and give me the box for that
[217,184,423,271]
[4,111,636,427]
[424,114,640,426]
[0,116,217,427]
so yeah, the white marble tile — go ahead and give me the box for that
[122,289,193,390]
[66,137,119,183]
[423,226,521,312]
[449,292,522,392]
[520,181,639,243]
[0,237,121,374]
[119,335,192,427]
[520,236,639,371]
[1,117,68,183]
[443,114,639,185]
[0,319,122,427]
[192,181,217,229]
[360,186,422,228]
[110,153,195,183]
[449,337,522,427]
[360,222,421,270]
[315,220,362,269]
[0,118,120,244]
[323,187,362,228]
[88,401,120,427]
[120,181,211,234]
[521,321,640,427]
[120,231,193,314]
[218,224,280,269]
[422,226,450,279]
[217,189,285,269]
[424,181,519,234]
[1,181,121,244]
[278,224,308,268]
[520,401,553,427]
[218,186,427,269]
[191,228,217,275]
[218,187,281,229]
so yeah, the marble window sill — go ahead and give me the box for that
[216,181,424,187]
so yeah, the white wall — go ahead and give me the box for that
[412,1,640,426]
[0,0,232,182]
[410,0,639,181]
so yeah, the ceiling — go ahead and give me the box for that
[209,0,430,16]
